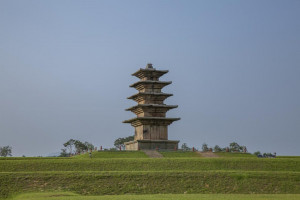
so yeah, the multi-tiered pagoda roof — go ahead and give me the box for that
[123,63,180,150]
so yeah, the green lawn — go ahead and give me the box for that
[277,156,300,159]
[1,158,299,172]
[12,192,300,200]
[1,154,299,199]
[74,151,148,159]
[215,152,256,157]
[160,151,201,157]
[1,171,300,198]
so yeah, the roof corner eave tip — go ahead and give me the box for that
[131,68,144,76]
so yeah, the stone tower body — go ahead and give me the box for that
[123,63,180,150]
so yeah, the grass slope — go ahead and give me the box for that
[12,192,300,200]
[75,151,148,159]
[1,158,299,172]
[215,152,256,157]
[1,153,300,199]
[1,171,300,198]
[160,151,201,158]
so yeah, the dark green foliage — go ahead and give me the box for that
[254,151,261,156]
[0,146,12,157]
[213,145,222,152]
[263,152,276,158]
[181,143,191,151]
[63,139,76,154]
[229,142,240,152]
[202,143,209,152]
[114,136,134,150]
[201,142,248,153]
[63,139,94,155]
[84,142,94,151]
[229,142,247,152]
[59,149,69,157]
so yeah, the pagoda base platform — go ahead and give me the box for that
[125,140,179,150]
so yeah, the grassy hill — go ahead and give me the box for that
[12,192,300,200]
[215,152,256,157]
[75,151,148,158]
[159,151,201,157]
[0,151,299,199]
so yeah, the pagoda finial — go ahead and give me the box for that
[146,63,153,69]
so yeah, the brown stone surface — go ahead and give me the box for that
[197,152,220,157]
[130,81,172,93]
[125,140,179,151]
[143,150,163,158]
[123,64,180,150]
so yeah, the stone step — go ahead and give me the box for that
[197,151,219,157]
[143,150,163,158]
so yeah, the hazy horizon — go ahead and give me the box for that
[0,0,299,156]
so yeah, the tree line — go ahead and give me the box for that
[60,139,94,157]
[180,142,247,152]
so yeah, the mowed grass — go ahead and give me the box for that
[1,171,299,198]
[1,152,300,199]
[277,156,300,159]
[12,192,300,200]
[1,157,299,172]
[75,151,148,159]
[215,152,256,157]
[160,151,201,157]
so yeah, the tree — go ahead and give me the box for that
[0,146,12,157]
[253,151,261,156]
[240,146,247,153]
[74,140,87,154]
[84,142,94,151]
[114,135,134,150]
[181,143,191,151]
[202,143,209,152]
[60,148,69,157]
[213,145,222,152]
[63,139,94,155]
[63,139,76,155]
[229,142,240,152]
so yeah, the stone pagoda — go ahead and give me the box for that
[123,63,180,150]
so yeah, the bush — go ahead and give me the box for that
[202,143,209,152]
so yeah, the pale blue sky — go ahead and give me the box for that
[0,0,299,156]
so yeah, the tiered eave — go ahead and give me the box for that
[123,117,180,127]
[132,68,169,79]
[130,81,172,91]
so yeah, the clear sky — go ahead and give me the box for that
[0,0,299,156]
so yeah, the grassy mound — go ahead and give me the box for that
[160,151,201,158]
[1,153,299,199]
[277,156,300,159]
[12,192,300,200]
[74,151,148,159]
[215,152,256,157]
[1,158,299,172]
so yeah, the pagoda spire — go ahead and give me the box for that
[123,63,180,150]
